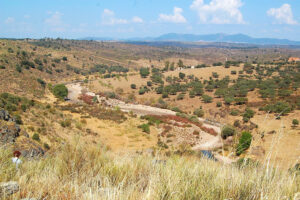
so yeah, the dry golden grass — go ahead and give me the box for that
[0,139,299,200]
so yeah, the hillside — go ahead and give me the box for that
[0,38,299,199]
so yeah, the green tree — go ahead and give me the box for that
[52,84,68,99]
[179,72,185,80]
[236,131,252,156]
[292,119,299,127]
[177,59,184,68]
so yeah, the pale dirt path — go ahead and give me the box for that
[66,83,226,153]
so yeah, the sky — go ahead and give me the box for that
[0,0,300,40]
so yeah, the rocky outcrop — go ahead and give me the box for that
[0,109,20,145]
[14,137,45,158]
[0,109,44,158]
[0,123,20,145]
[0,109,16,122]
[0,181,19,197]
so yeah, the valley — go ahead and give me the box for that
[0,38,299,199]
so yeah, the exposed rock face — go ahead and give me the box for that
[0,109,44,158]
[0,109,20,145]
[0,181,19,196]
[0,123,20,145]
[0,109,15,122]
[14,137,45,158]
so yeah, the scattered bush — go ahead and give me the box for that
[44,143,50,150]
[193,108,204,117]
[139,67,150,78]
[230,109,239,116]
[139,88,146,95]
[292,119,299,127]
[138,123,150,134]
[60,119,72,128]
[221,125,236,139]
[177,93,185,100]
[202,95,213,103]
[32,133,40,141]
[130,84,136,89]
[37,78,46,88]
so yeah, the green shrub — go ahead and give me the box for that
[162,92,168,98]
[236,131,252,156]
[14,115,22,125]
[138,123,150,134]
[216,102,222,107]
[139,67,150,78]
[37,78,46,88]
[234,120,241,127]
[16,65,22,73]
[171,107,182,113]
[139,88,146,95]
[60,119,72,128]
[292,119,299,127]
[177,93,185,100]
[0,65,5,69]
[193,108,204,117]
[243,108,255,119]
[189,90,196,98]
[44,143,50,150]
[221,125,236,139]
[130,84,136,89]
[32,133,40,141]
[224,96,234,105]
[202,95,213,103]
[230,109,239,116]
[52,84,68,99]
[179,72,185,79]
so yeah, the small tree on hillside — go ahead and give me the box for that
[236,131,252,156]
[292,119,299,127]
[179,72,185,80]
[52,84,68,99]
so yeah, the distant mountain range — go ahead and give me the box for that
[81,33,300,46]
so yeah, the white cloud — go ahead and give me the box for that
[132,16,143,23]
[159,7,187,23]
[190,0,244,24]
[267,4,298,25]
[102,9,128,25]
[5,17,15,24]
[45,11,65,32]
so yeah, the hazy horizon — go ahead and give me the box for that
[1,0,300,40]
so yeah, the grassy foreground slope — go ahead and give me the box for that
[0,142,299,200]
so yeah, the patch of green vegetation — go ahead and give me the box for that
[236,131,252,156]
[52,84,68,99]
[138,123,150,134]
[221,125,236,139]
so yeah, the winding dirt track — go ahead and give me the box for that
[66,83,227,153]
